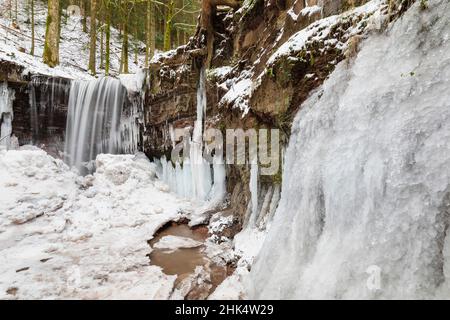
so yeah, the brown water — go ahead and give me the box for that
[149,223,208,277]
[148,222,229,295]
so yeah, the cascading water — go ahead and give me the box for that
[0,82,15,148]
[248,0,450,299]
[64,77,140,173]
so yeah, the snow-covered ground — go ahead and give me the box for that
[0,0,146,79]
[0,147,196,299]
[0,146,255,299]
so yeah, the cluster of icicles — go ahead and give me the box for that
[156,69,226,203]
[0,82,15,148]
[63,69,226,204]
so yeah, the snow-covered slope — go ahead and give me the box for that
[0,0,145,79]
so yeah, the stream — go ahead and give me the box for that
[148,222,230,298]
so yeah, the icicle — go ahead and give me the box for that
[249,159,259,227]
[0,82,15,149]
[185,67,213,201]
[156,68,227,206]
[210,154,226,205]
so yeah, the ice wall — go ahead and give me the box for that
[0,82,15,148]
[64,77,140,173]
[248,0,450,299]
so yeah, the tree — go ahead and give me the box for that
[118,0,134,74]
[88,0,98,75]
[105,0,111,74]
[30,0,35,55]
[163,0,174,51]
[100,3,105,69]
[145,0,156,67]
[43,0,60,67]
[81,0,88,32]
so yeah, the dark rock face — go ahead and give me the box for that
[143,62,200,159]
[9,76,71,157]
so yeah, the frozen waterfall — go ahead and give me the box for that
[248,0,450,299]
[64,77,140,173]
[158,68,226,205]
[0,82,15,148]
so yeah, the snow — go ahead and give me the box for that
[0,148,194,299]
[248,0,450,299]
[151,48,180,64]
[301,5,323,18]
[153,235,203,252]
[266,0,385,66]
[208,273,246,300]
[219,77,253,116]
[208,66,233,80]
[118,68,147,93]
[0,0,145,79]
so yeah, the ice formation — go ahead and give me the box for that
[0,82,15,148]
[248,0,450,299]
[158,68,226,206]
[64,77,140,173]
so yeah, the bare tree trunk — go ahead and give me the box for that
[43,0,60,67]
[105,1,111,75]
[30,0,35,55]
[163,0,174,51]
[100,1,104,69]
[88,0,98,75]
[14,0,18,21]
[134,27,138,65]
[121,21,129,73]
[145,0,155,67]
[81,0,87,32]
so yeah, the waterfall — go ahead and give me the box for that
[64,77,140,173]
[0,82,15,148]
[248,0,450,299]
[28,76,71,143]
[158,68,226,205]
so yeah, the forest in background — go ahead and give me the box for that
[0,0,201,74]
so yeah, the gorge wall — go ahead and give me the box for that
[141,0,412,228]
[1,0,414,233]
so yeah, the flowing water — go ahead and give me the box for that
[64,77,139,173]
[248,0,450,299]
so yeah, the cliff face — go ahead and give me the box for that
[1,61,70,156]
[141,0,411,228]
[1,0,413,230]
